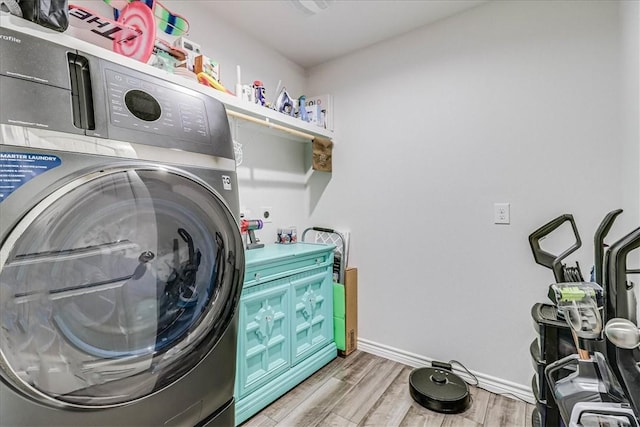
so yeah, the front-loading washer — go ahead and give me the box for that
[0,16,244,426]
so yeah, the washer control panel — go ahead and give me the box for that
[105,68,209,144]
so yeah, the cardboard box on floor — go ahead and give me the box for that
[340,267,358,357]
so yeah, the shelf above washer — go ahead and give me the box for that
[205,88,334,142]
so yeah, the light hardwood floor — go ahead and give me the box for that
[241,351,535,427]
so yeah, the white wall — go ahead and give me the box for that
[306,0,637,388]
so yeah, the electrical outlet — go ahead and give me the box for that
[494,203,510,224]
[260,206,273,223]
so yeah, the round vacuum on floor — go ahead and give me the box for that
[409,367,471,413]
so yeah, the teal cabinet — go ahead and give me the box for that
[235,243,337,425]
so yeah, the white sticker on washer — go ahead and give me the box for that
[222,175,232,190]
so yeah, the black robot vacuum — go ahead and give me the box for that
[409,362,471,413]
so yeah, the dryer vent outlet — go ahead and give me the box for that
[261,207,273,223]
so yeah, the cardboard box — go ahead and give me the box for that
[194,55,220,81]
[312,137,333,172]
[335,267,357,357]
[343,267,358,356]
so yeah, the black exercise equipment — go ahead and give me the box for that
[529,214,584,284]
[603,226,640,417]
[528,210,639,427]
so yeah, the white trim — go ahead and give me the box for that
[357,338,535,404]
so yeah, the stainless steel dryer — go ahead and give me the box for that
[0,17,244,427]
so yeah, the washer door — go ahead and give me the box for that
[0,166,244,408]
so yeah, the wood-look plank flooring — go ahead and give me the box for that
[241,351,534,427]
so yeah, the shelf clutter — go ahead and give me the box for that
[218,88,334,143]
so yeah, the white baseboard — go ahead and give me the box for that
[357,337,535,404]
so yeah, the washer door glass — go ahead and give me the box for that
[0,167,244,408]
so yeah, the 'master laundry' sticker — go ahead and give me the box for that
[0,152,61,202]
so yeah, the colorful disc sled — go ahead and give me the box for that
[105,0,189,36]
[114,1,156,62]
[68,4,143,53]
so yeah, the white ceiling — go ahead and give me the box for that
[201,0,487,69]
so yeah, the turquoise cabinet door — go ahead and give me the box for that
[290,268,333,365]
[236,278,290,398]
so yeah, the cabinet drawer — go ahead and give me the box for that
[245,252,331,288]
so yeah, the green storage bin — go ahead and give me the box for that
[333,283,345,318]
[334,317,346,351]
